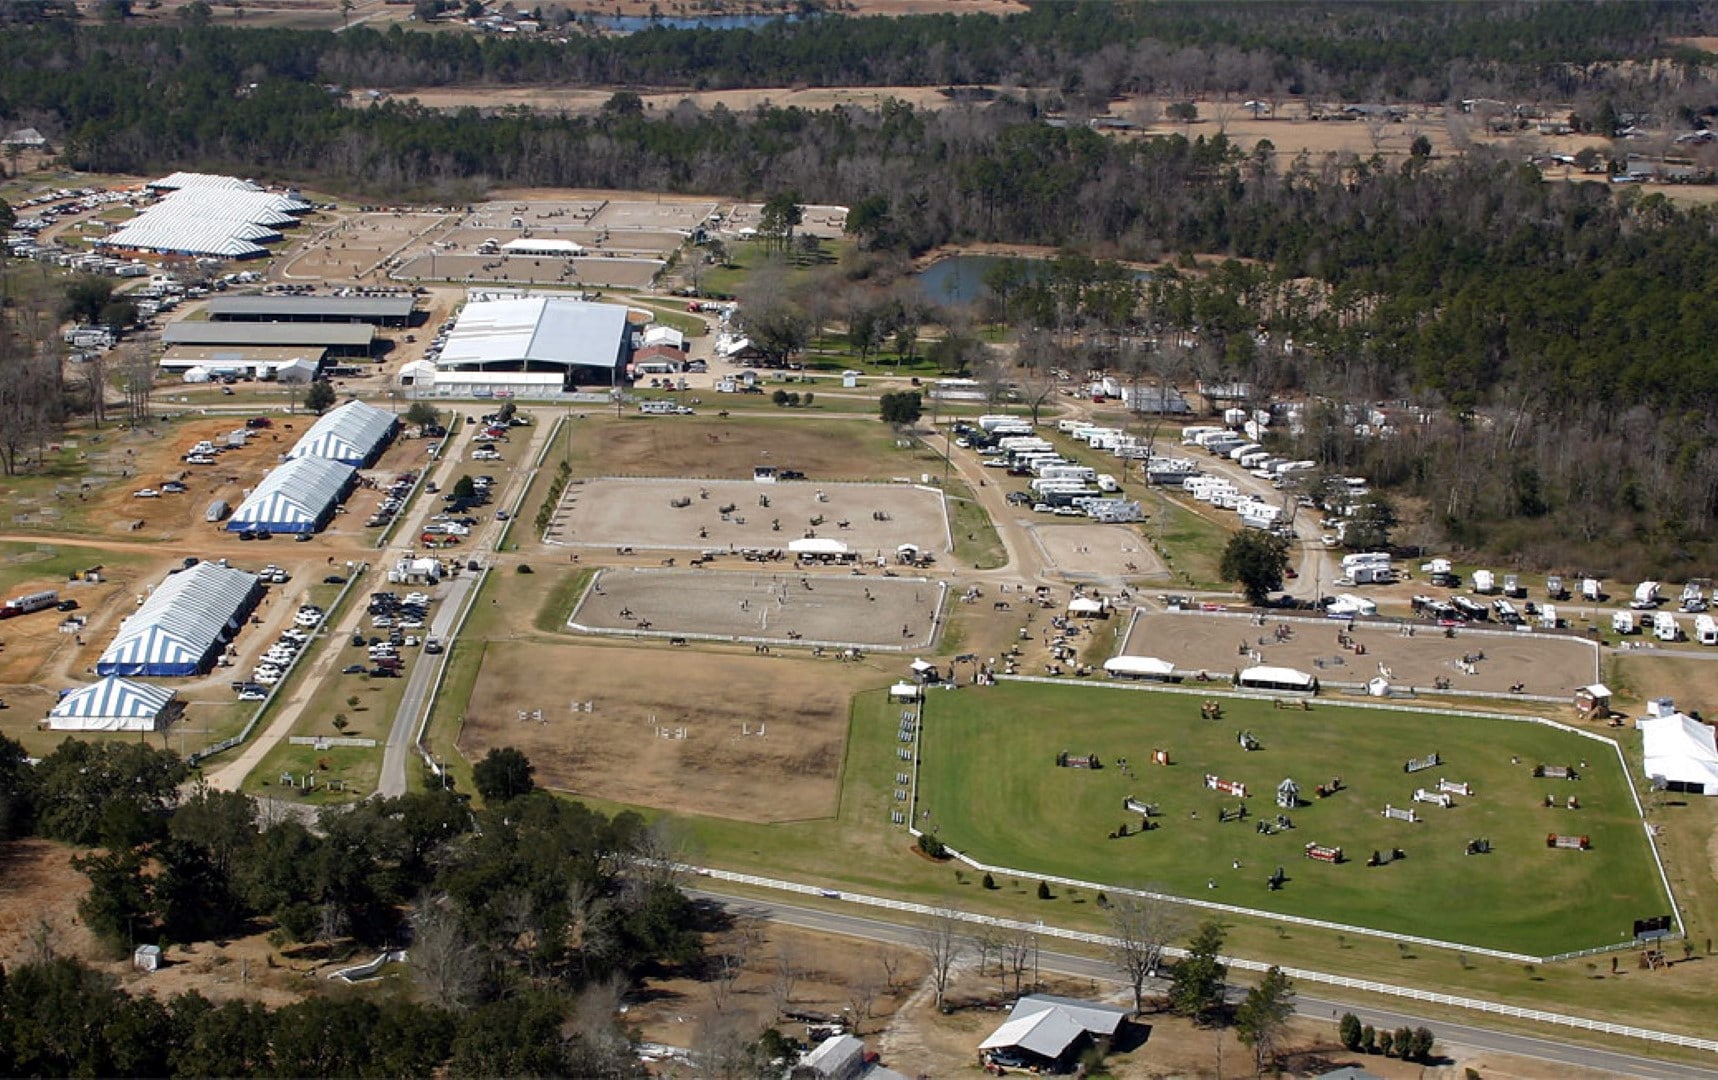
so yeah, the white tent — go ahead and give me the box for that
[48,677,176,731]
[272,357,318,384]
[789,537,850,557]
[889,682,923,701]
[181,366,212,384]
[1068,596,1106,616]
[1104,656,1176,680]
[1640,713,1718,795]
[1236,665,1318,692]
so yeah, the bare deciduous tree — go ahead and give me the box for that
[846,974,882,1035]
[914,907,966,1011]
[1108,893,1189,1015]
[769,943,799,1017]
[411,894,481,1009]
[999,925,1035,996]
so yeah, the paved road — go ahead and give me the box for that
[688,889,1718,1080]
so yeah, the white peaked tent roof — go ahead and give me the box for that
[789,537,850,556]
[1239,665,1317,688]
[230,456,354,531]
[98,562,259,675]
[890,682,923,699]
[979,1007,1088,1058]
[150,171,263,192]
[273,358,319,383]
[287,399,396,464]
[1641,713,1718,793]
[1105,656,1176,677]
[182,366,212,383]
[1068,596,1106,614]
[48,677,176,731]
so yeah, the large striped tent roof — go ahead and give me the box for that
[228,456,355,534]
[97,562,260,677]
[286,399,397,466]
[48,677,177,731]
[101,186,308,259]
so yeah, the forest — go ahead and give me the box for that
[5,7,1718,569]
[0,736,747,1078]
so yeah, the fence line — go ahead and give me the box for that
[413,565,490,776]
[924,676,1682,962]
[687,866,1718,1055]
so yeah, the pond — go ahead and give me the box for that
[584,11,817,32]
[914,254,1151,306]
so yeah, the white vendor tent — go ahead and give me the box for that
[1236,665,1318,693]
[889,682,923,701]
[1067,596,1107,616]
[48,677,177,731]
[97,562,262,676]
[1640,713,1718,795]
[286,399,397,466]
[227,456,355,534]
[1104,656,1177,680]
[181,366,212,384]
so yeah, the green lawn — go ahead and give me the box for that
[945,478,1006,570]
[917,681,1665,957]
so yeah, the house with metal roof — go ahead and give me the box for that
[286,399,398,467]
[978,995,1130,1072]
[227,456,357,534]
[47,677,178,732]
[96,563,262,677]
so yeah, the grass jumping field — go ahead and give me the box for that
[916,681,1669,956]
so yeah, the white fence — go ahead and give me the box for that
[687,866,1718,1055]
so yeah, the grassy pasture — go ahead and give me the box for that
[917,680,1667,956]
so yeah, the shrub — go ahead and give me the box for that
[517,564,533,574]
[1361,1025,1376,1053]
[982,872,997,890]
[915,832,945,859]
[1036,880,1052,900]
[1338,1013,1362,1051]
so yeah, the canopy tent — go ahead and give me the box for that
[1236,665,1318,692]
[227,456,355,534]
[1640,713,1718,795]
[1067,596,1107,616]
[286,399,397,466]
[272,357,319,384]
[1104,656,1176,680]
[97,562,261,677]
[181,366,212,384]
[889,682,923,701]
[48,677,176,731]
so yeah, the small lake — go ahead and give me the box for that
[914,254,1150,306]
[585,11,817,32]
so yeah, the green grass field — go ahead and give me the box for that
[917,681,1668,956]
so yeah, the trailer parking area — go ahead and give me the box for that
[1120,608,1600,698]
[569,568,945,650]
[550,477,949,555]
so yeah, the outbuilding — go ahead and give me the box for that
[47,677,178,732]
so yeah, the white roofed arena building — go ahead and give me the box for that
[409,296,632,398]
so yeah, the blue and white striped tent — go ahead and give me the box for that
[286,400,397,467]
[48,677,177,731]
[227,456,356,534]
[97,562,261,677]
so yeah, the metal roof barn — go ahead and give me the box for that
[48,677,177,731]
[162,322,376,351]
[227,456,357,534]
[286,399,398,466]
[96,562,262,677]
[436,297,631,384]
[206,295,416,325]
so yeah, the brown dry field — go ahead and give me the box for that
[461,642,885,821]
[553,477,948,555]
[1031,522,1168,582]
[570,568,943,649]
[1122,609,1600,699]
[569,416,915,481]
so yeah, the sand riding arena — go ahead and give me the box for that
[568,568,947,651]
[548,477,951,555]
[1121,608,1600,699]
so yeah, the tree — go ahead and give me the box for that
[303,380,337,415]
[845,194,893,251]
[879,390,923,428]
[1220,529,1290,606]
[60,275,117,325]
[1234,965,1295,1072]
[913,907,965,1011]
[1342,493,1398,551]
[451,475,477,499]
[1167,920,1228,1025]
[1166,101,1200,124]
[1107,894,1187,1015]
[758,191,803,256]
[472,746,535,803]
[771,389,790,407]
[72,848,153,956]
[0,732,35,839]
[1338,1011,1362,1050]
[405,401,440,427]
[411,895,481,1009]
[1409,1025,1436,1062]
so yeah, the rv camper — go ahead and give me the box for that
[1546,575,1568,600]
[1472,570,1497,595]
[1581,578,1603,602]
[1696,613,1718,646]
[1503,573,1525,598]
[1654,611,1682,642]
[1681,581,1709,613]
[1612,611,1637,635]
[1631,581,1661,610]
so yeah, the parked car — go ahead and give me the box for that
[238,689,268,701]
[55,599,78,612]
[341,663,366,675]
[324,575,347,585]
[132,488,160,498]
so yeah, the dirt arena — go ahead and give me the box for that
[567,417,919,482]
[1030,522,1169,581]
[569,568,945,650]
[391,252,664,289]
[551,478,949,555]
[460,643,878,821]
[278,211,446,283]
[464,197,716,236]
[1121,609,1600,698]
[723,202,849,239]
